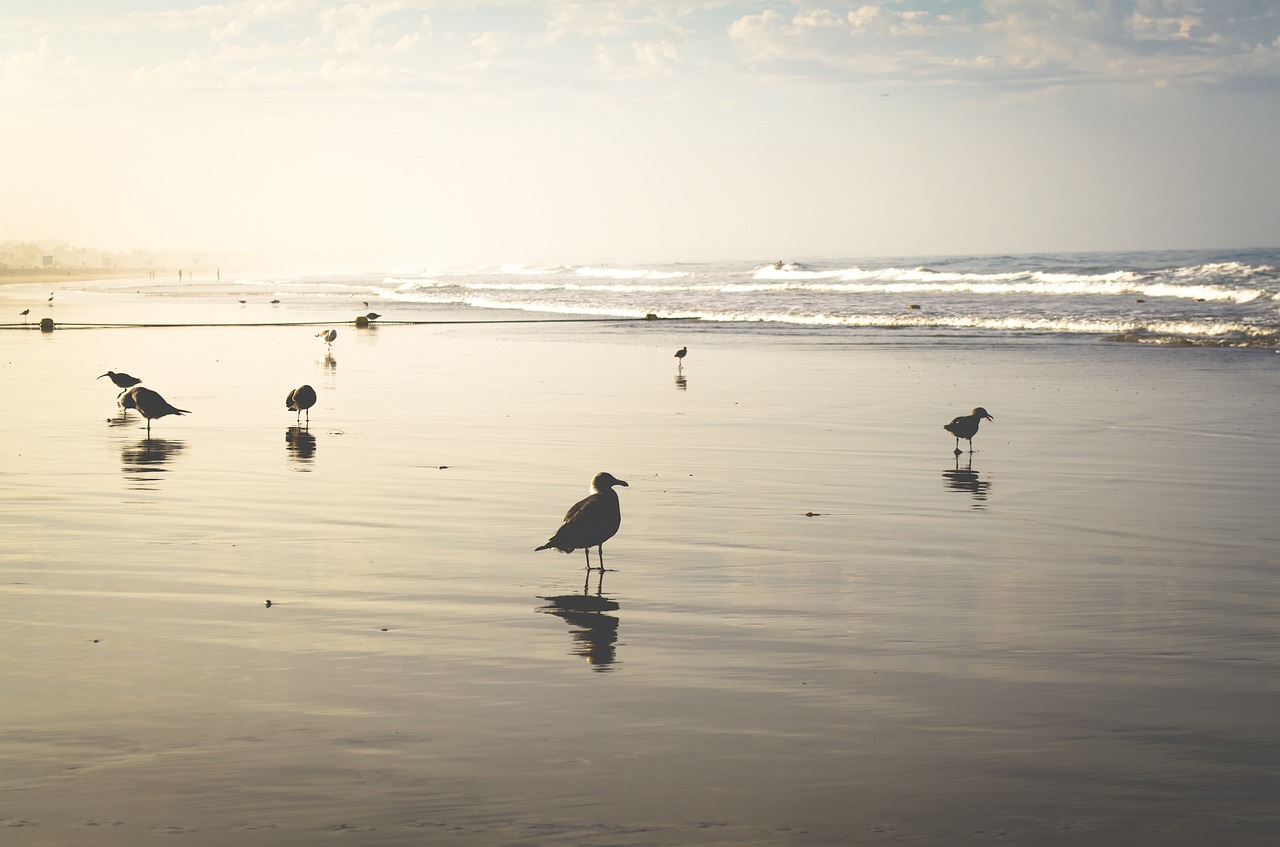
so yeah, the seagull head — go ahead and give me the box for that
[973,408,993,421]
[592,472,629,492]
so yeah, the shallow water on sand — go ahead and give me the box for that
[1,298,1279,845]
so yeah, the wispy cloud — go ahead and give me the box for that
[5,1,1277,110]
[726,1,1280,90]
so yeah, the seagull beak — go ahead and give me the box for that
[984,413,994,421]
[617,479,629,487]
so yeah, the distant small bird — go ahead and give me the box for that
[121,386,190,435]
[944,407,993,455]
[362,301,370,308]
[365,312,381,321]
[98,371,142,389]
[536,472,629,571]
[47,292,54,303]
[286,384,317,423]
[316,328,337,348]
[675,346,687,364]
[19,308,29,318]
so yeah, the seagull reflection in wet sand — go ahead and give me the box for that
[538,569,620,671]
[121,438,186,488]
[285,425,317,467]
[943,454,991,507]
[536,472,628,571]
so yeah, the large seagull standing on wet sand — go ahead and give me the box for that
[536,472,629,571]
[944,407,994,454]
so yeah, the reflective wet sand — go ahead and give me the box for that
[2,302,1278,845]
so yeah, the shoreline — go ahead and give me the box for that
[0,268,157,285]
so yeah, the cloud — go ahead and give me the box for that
[721,2,1280,91]
[4,1,1278,113]
[632,39,685,73]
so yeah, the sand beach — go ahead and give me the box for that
[1,279,1278,845]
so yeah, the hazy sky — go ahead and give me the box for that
[3,1,1278,267]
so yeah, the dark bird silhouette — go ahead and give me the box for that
[98,371,142,389]
[19,308,30,318]
[536,472,629,571]
[47,292,54,303]
[944,407,993,454]
[675,346,687,365]
[316,328,337,348]
[286,384,317,423]
[365,312,381,321]
[120,386,190,435]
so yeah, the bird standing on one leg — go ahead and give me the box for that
[944,407,993,455]
[98,371,143,389]
[286,384,317,424]
[121,386,190,436]
[536,472,629,571]
[674,346,687,367]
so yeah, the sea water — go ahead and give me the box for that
[34,247,1280,348]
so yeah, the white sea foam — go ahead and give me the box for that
[389,275,1262,303]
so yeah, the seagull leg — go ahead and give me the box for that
[583,548,591,569]
[597,545,605,572]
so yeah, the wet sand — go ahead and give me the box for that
[2,287,1279,845]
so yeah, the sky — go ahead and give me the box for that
[2,0,1278,267]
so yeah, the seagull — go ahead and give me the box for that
[316,328,337,348]
[536,472,629,571]
[98,371,143,389]
[19,308,29,319]
[286,384,317,423]
[675,346,687,364]
[944,407,993,455]
[120,386,190,435]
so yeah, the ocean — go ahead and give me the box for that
[73,246,1280,348]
